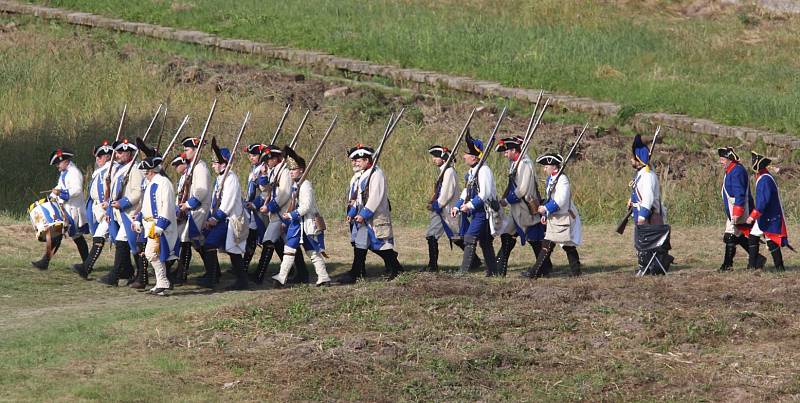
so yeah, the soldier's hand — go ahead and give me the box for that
[459,204,471,213]
[626,199,632,209]
[180,202,191,211]
[100,202,109,209]
[540,216,547,225]
[499,199,508,207]
[450,207,458,218]
[637,217,646,225]
[51,188,59,196]
[731,215,740,222]
[259,205,268,214]
[746,216,754,225]
[537,206,547,215]
[282,212,291,220]
[345,215,352,223]
[246,202,256,211]
[207,217,218,227]
[354,215,365,224]
[131,222,142,233]
[111,201,121,209]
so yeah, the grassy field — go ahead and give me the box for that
[23,0,800,134]
[2,14,799,227]
[3,216,800,400]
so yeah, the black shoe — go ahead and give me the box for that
[756,254,767,270]
[72,263,89,279]
[520,269,540,279]
[718,264,733,272]
[316,281,331,287]
[31,255,50,270]
[335,272,358,285]
[149,287,169,296]
[96,274,118,287]
[272,279,284,289]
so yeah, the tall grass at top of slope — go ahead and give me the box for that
[2,17,799,226]
[27,0,800,134]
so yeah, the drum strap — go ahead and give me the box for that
[45,227,54,258]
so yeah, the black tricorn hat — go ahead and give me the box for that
[464,129,484,157]
[536,153,563,166]
[210,137,231,163]
[170,152,189,166]
[93,140,113,157]
[137,156,163,170]
[136,137,160,159]
[495,136,523,152]
[718,147,739,161]
[348,144,374,159]
[113,138,137,152]
[246,143,267,155]
[181,137,202,148]
[283,145,306,170]
[49,148,75,165]
[428,145,450,159]
[751,151,771,171]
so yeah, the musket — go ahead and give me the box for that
[115,104,163,200]
[429,108,476,204]
[544,122,590,202]
[464,106,507,195]
[103,104,127,204]
[615,125,661,235]
[359,108,405,203]
[269,103,291,145]
[286,115,338,213]
[155,101,169,153]
[177,100,217,217]
[211,111,251,215]
[162,114,190,159]
[504,96,551,214]
[267,109,311,192]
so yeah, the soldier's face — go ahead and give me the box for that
[543,164,557,176]
[503,149,519,161]
[184,147,196,160]
[463,153,478,167]
[116,151,132,164]
[95,155,109,167]
[212,161,226,174]
[719,156,731,166]
[289,168,303,180]
[267,156,281,168]
[630,157,643,169]
[432,156,444,166]
[248,153,260,165]
[353,157,371,171]
[57,159,70,171]
[174,164,187,175]
[351,159,361,172]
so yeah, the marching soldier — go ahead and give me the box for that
[33,148,90,271]
[628,135,672,273]
[717,147,765,271]
[745,152,790,271]
[521,153,582,277]
[495,136,549,277]
[450,134,499,276]
[98,139,144,286]
[338,145,404,283]
[132,147,179,296]
[252,146,308,284]
[272,146,331,286]
[198,138,249,290]
[73,141,114,279]
[172,137,212,285]
[243,143,268,272]
[423,145,483,272]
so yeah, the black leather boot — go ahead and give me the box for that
[747,235,763,270]
[422,236,439,272]
[72,235,89,269]
[253,241,276,284]
[197,247,219,289]
[226,253,250,290]
[564,246,581,277]
[73,237,105,279]
[479,236,497,277]
[740,234,767,268]
[32,235,62,270]
[719,233,737,272]
[129,251,149,289]
[454,238,482,271]
[338,247,367,284]
[767,240,785,272]
[530,240,552,276]
[375,249,403,281]
[97,240,129,286]
[242,229,258,272]
[495,234,516,277]
[288,251,310,284]
[522,240,554,278]
[458,237,478,275]
[173,242,192,286]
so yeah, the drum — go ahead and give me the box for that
[28,198,66,242]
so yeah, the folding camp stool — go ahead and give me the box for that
[634,224,671,276]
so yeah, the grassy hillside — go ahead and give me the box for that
[24,0,800,134]
[2,15,799,226]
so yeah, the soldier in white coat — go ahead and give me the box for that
[422,145,482,272]
[495,136,550,277]
[73,141,114,279]
[132,153,178,296]
[172,137,212,285]
[522,153,582,278]
[243,143,268,273]
[272,146,331,286]
[33,148,90,271]
[628,134,673,273]
[450,134,499,276]
[97,139,145,286]
[252,145,308,284]
[338,145,404,284]
[198,138,249,290]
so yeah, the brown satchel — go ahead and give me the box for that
[314,213,327,231]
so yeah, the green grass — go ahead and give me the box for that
[23,0,800,134]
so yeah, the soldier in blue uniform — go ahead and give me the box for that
[450,134,498,276]
[73,141,114,279]
[745,152,790,272]
[243,143,267,272]
[717,147,765,271]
